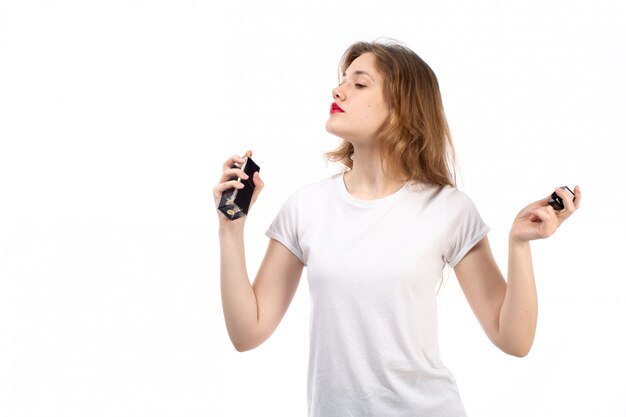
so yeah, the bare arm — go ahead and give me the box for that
[454,186,581,357]
[454,236,536,357]
[214,154,304,352]
[219,229,303,352]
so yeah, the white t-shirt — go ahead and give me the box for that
[266,173,490,417]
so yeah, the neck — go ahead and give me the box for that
[343,144,407,200]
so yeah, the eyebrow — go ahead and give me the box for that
[341,70,376,82]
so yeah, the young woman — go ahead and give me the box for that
[213,40,581,417]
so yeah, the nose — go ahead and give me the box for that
[332,84,346,101]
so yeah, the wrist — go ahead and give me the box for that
[509,231,530,248]
[219,218,246,237]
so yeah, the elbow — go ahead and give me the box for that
[232,338,259,353]
[225,324,260,352]
[494,324,536,358]
[230,332,267,352]
[227,323,272,352]
[506,346,531,358]
[234,343,253,353]
[499,340,533,358]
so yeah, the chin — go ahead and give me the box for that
[325,120,347,139]
[325,118,335,133]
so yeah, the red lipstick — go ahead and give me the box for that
[330,102,344,114]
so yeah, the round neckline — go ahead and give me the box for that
[336,172,410,207]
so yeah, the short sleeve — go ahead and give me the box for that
[265,189,305,265]
[443,189,490,268]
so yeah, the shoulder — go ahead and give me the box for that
[279,173,341,208]
[439,185,476,207]
[290,173,341,199]
[300,173,339,192]
[403,182,474,207]
[437,186,487,229]
[403,184,484,225]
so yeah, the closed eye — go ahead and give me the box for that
[355,83,366,89]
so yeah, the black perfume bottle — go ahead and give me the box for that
[218,153,260,220]
[547,186,575,211]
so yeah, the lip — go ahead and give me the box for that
[330,102,345,114]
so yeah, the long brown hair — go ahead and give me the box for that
[325,40,457,188]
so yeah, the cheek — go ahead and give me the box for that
[364,102,386,118]
[371,103,389,123]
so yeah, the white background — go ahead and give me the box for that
[1,0,625,416]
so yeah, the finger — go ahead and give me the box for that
[526,193,555,210]
[250,172,265,205]
[219,167,250,183]
[516,194,552,218]
[539,193,555,207]
[212,179,245,199]
[531,206,559,237]
[554,186,576,214]
[222,154,246,171]
[533,205,558,224]
[252,171,264,190]
[573,185,581,209]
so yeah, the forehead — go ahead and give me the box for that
[344,52,381,79]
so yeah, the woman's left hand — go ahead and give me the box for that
[510,185,581,243]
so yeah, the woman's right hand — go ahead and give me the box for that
[212,153,264,228]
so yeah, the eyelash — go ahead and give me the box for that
[339,81,366,89]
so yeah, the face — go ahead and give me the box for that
[325,52,389,145]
